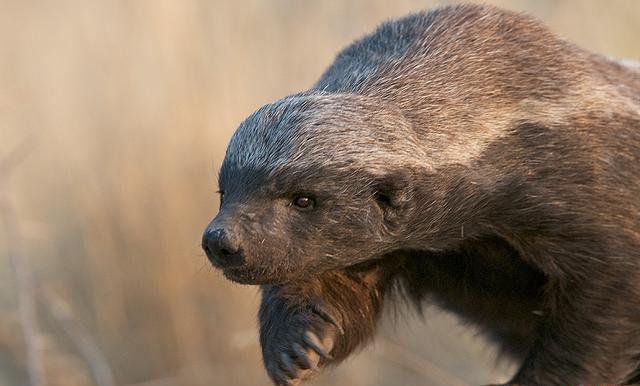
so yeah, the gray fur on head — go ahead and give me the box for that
[223,91,428,177]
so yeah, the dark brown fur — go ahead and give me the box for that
[202,4,640,385]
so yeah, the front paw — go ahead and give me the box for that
[260,300,343,386]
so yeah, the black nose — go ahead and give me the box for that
[202,228,244,267]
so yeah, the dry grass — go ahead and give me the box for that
[0,1,638,385]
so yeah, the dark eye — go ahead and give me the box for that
[292,195,315,211]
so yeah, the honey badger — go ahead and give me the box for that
[202,4,640,385]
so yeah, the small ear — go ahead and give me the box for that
[372,169,413,224]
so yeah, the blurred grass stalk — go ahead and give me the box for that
[1,142,46,386]
[40,289,115,386]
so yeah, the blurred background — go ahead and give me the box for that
[1,1,638,385]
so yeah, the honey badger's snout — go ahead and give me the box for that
[202,223,244,268]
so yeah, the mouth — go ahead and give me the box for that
[221,266,276,285]
[221,266,253,283]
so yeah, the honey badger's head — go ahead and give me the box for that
[202,92,429,284]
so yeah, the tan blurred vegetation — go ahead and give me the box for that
[0,1,638,385]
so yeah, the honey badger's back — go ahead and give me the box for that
[315,4,640,167]
[316,4,587,103]
[316,4,640,100]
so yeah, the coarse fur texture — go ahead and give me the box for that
[202,4,640,385]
